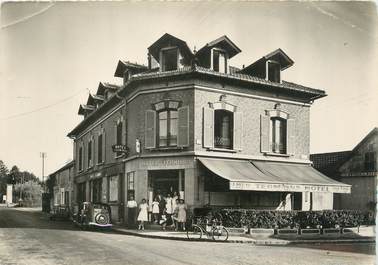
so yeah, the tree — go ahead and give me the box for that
[0,160,9,197]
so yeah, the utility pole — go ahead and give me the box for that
[40,152,47,191]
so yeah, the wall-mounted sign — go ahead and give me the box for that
[112,144,129,156]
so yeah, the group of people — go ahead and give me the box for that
[127,191,187,231]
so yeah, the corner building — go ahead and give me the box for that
[69,34,350,223]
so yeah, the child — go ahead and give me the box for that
[137,198,148,230]
[151,197,160,224]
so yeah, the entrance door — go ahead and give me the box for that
[148,170,184,199]
[292,192,302,210]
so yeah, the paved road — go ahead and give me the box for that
[0,207,375,265]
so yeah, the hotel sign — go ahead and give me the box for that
[229,181,351,194]
[112,145,129,156]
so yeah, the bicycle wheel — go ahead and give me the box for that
[186,224,203,240]
[211,226,229,241]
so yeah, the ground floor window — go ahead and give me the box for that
[64,191,69,205]
[109,175,119,202]
[77,182,86,203]
[92,178,102,203]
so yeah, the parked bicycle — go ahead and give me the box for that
[186,215,229,241]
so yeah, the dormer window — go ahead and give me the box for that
[212,49,227,73]
[160,47,178,71]
[266,60,281,83]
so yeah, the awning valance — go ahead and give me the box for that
[198,158,351,194]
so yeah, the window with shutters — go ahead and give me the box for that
[212,49,227,73]
[87,139,93,168]
[261,107,294,155]
[115,119,123,157]
[145,100,188,149]
[97,133,103,164]
[78,145,83,172]
[127,171,135,200]
[270,117,287,154]
[158,110,178,147]
[214,110,233,149]
[266,61,281,83]
[203,100,242,151]
[364,151,376,172]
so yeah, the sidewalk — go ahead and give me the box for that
[112,225,376,245]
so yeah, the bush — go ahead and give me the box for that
[206,208,375,229]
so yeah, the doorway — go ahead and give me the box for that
[292,192,302,210]
[148,170,184,200]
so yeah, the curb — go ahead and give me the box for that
[112,227,375,245]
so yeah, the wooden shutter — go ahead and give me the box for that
[102,131,106,163]
[260,114,270,153]
[91,136,94,167]
[203,107,214,148]
[286,118,295,155]
[145,110,156,149]
[233,111,243,151]
[177,106,189,147]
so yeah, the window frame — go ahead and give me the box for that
[154,100,180,148]
[115,118,123,158]
[87,138,93,168]
[127,171,135,200]
[78,144,83,172]
[214,109,234,150]
[97,132,103,164]
[270,117,287,154]
[211,48,228,73]
[266,60,281,83]
[160,47,179,72]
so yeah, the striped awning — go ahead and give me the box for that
[198,158,351,193]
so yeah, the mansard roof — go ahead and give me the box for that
[114,60,148,78]
[196,35,241,59]
[78,104,95,115]
[239,48,294,76]
[96,82,121,96]
[148,33,193,63]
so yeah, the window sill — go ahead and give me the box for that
[148,146,186,151]
[115,155,124,159]
[86,166,94,171]
[264,152,291,157]
[96,162,104,166]
[206,147,238,153]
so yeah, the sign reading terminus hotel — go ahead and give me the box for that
[229,182,351,193]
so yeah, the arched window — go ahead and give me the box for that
[214,110,233,149]
[270,117,287,154]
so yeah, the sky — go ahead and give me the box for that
[0,1,377,178]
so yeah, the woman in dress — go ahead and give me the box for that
[177,199,187,231]
[137,198,148,230]
[151,197,160,223]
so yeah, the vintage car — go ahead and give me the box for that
[71,202,112,229]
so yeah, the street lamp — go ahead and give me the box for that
[40,152,47,191]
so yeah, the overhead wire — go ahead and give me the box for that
[0,88,87,121]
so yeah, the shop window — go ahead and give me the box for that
[109,175,118,202]
[127,172,135,200]
[266,61,281,83]
[212,50,227,73]
[78,146,83,171]
[364,151,376,172]
[87,139,93,168]
[214,110,233,149]
[92,178,102,203]
[270,117,287,154]
[158,110,178,147]
[161,47,178,71]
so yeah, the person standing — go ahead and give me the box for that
[137,198,148,230]
[151,197,160,223]
[126,195,137,228]
[164,193,174,227]
[177,199,187,231]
